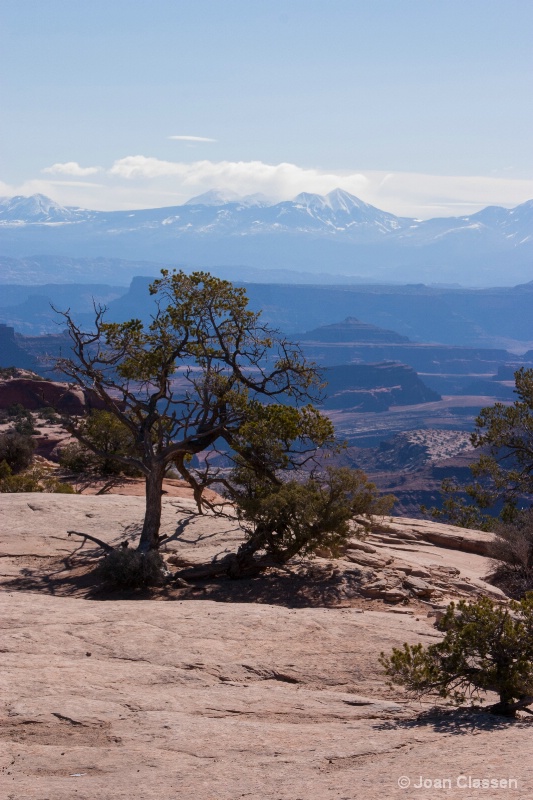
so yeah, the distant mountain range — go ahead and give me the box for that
[1,189,533,285]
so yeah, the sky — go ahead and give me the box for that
[1,0,532,218]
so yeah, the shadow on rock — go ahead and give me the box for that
[376,706,533,735]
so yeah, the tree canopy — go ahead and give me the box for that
[427,368,533,531]
[57,270,338,554]
[381,595,533,717]
[470,367,533,514]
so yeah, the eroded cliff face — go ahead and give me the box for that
[0,374,108,414]
[0,324,38,371]
[332,430,479,518]
[321,363,440,412]
[298,316,410,344]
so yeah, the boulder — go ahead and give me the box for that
[345,551,393,569]
[345,539,378,554]
[403,576,435,598]
[379,518,496,556]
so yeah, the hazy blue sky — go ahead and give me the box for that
[1,0,532,216]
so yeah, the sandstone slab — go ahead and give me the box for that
[0,494,530,799]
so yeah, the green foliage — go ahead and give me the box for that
[469,367,533,515]
[60,410,141,477]
[426,368,533,529]
[0,460,38,492]
[97,270,318,396]
[57,269,331,552]
[231,402,336,479]
[0,367,18,379]
[7,403,29,417]
[0,432,35,473]
[489,510,533,597]
[97,548,166,589]
[58,442,93,473]
[38,406,60,424]
[50,480,76,494]
[380,595,533,716]
[422,478,495,531]
[13,416,36,436]
[5,404,36,435]
[0,461,75,493]
[232,466,395,565]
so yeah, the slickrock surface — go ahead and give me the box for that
[1,494,531,799]
[0,495,504,605]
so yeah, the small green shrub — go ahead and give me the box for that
[0,432,35,472]
[51,480,76,494]
[0,461,41,492]
[380,595,533,717]
[0,461,76,493]
[60,411,142,477]
[489,510,533,597]
[13,416,36,435]
[59,442,94,473]
[39,406,60,424]
[97,548,166,589]
[7,403,28,417]
[4,404,36,435]
[233,466,395,562]
[0,367,18,379]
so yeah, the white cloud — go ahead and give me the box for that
[168,135,217,143]
[106,156,533,217]
[369,172,533,218]
[4,157,533,216]
[42,161,101,177]
[108,156,369,200]
[0,178,105,208]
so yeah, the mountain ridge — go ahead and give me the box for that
[2,187,531,230]
[1,190,533,285]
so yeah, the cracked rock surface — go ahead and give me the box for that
[0,494,531,799]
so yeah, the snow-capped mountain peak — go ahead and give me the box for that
[0,193,84,223]
[184,189,272,207]
[1,191,533,286]
[324,188,369,213]
[184,189,242,206]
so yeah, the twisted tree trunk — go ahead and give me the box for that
[138,462,166,552]
[489,694,533,717]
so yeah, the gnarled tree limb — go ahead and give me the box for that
[67,530,115,553]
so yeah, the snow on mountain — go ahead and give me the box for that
[184,190,272,207]
[4,190,530,242]
[483,199,533,242]
[1,190,533,285]
[294,188,370,213]
[0,194,91,223]
[239,193,273,207]
[270,189,408,235]
[184,189,243,206]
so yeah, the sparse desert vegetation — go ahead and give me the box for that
[381,595,533,717]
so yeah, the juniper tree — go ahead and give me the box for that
[427,368,533,530]
[57,270,334,554]
[381,595,533,717]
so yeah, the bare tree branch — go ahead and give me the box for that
[67,530,115,553]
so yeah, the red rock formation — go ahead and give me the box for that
[0,377,106,414]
